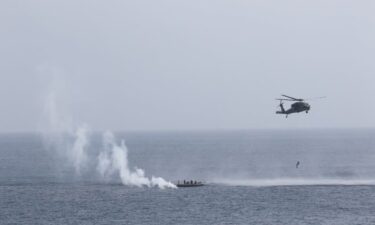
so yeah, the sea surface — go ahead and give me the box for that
[1,129,375,224]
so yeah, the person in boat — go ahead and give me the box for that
[296,161,300,168]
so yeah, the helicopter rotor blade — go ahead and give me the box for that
[281,94,303,101]
[276,98,294,101]
[304,96,327,101]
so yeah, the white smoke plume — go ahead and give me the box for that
[42,106,176,189]
[70,126,89,175]
[39,68,175,189]
[97,131,176,189]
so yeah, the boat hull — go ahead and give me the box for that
[176,183,204,187]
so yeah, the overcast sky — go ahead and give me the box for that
[1,0,375,132]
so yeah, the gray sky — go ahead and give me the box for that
[1,0,375,132]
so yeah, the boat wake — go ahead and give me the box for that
[212,178,375,187]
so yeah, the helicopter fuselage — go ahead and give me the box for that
[276,101,310,115]
[290,102,310,113]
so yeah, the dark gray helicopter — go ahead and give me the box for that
[276,95,325,117]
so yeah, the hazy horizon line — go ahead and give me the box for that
[1,126,375,135]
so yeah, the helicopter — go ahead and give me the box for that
[276,94,325,118]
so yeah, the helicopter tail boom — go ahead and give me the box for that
[276,103,286,114]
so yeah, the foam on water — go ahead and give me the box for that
[212,178,375,187]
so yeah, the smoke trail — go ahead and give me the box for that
[38,69,175,188]
[97,131,176,189]
[70,126,89,175]
[39,74,89,175]
[41,112,175,189]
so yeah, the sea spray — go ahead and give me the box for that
[97,131,177,189]
[211,178,375,187]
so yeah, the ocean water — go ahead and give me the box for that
[1,129,375,224]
